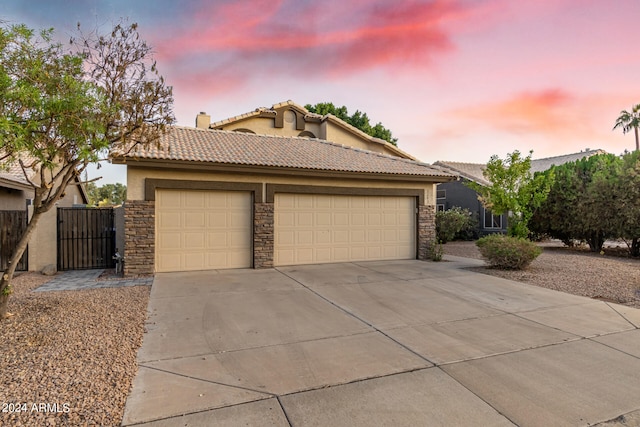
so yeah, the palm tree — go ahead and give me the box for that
[613,104,640,152]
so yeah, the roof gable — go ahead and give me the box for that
[207,100,417,160]
[113,126,453,180]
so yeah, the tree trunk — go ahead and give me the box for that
[587,231,605,253]
[635,127,639,152]
[0,210,44,319]
[631,237,640,258]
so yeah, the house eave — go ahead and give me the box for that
[112,157,455,183]
[0,177,32,191]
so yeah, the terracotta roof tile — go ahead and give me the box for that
[114,127,453,179]
[0,155,36,189]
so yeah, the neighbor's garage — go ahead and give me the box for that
[274,194,416,266]
[155,189,252,272]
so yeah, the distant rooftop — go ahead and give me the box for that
[434,149,606,185]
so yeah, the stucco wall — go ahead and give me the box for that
[126,167,436,206]
[322,122,382,153]
[0,188,30,211]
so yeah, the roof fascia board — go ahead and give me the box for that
[0,177,32,191]
[120,158,455,183]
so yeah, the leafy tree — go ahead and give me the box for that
[612,151,640,256]
[466,150,552,239]
[529,164,579,245]
[86,182,127,206]
[530,153,623,252]
[613,104,640,152]
[0,21,174,319]
[305,102,398,145]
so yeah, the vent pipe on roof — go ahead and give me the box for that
[196,112,211,129]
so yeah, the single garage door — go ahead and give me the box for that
[274,194,415,266]
[155,189,252,272]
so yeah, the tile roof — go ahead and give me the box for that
[0,155,36,190]
[529,149,606,173]
[432,161,489,186]
[434,149,606,185]
[112,126,454,179]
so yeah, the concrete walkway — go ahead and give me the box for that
[35,269,153,292]
[122,256,640,426]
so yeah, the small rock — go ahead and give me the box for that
[41,265,57,276]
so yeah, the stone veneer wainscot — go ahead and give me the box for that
[124,200,155,276]
[417,204,437,261]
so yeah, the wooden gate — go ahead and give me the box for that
[0,210,28,271]
[57,207,115,270]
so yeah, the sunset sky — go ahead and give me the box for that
[2,0,639,184]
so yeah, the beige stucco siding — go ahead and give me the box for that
[322,122,380,153]
[0,188,30,210]
[126,166,437,206]
[216,114,399,157]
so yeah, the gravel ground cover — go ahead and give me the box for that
[443,240,640,309]
[0,272,150,426]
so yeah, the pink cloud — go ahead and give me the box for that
[449,89,577,136]
[149,0,473,94]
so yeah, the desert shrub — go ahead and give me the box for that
[426,240,444,261]
[436,207,476,243]
[476,234,542,270]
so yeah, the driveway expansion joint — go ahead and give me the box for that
[276,267,439,367]
[140,364,277,398]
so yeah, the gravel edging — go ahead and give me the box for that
[443,240,640,309]
[0,272,150,426]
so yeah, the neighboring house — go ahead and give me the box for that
[0,159,33,211]
[0,157,89,272]
[111,126,455,275]
[434,149,606,236]
[198,100,416,160]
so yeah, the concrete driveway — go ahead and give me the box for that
[122,256,640,427]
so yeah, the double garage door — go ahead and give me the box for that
[155,189,416,272]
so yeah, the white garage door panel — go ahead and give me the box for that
[274,194,415,266]
[156,189,252,272]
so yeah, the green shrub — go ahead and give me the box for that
[436,207,476,243]
[426,240,444,261]
[476,234,542,270]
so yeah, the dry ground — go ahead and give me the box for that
[0,273,149,426]
[443,240,640,309]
